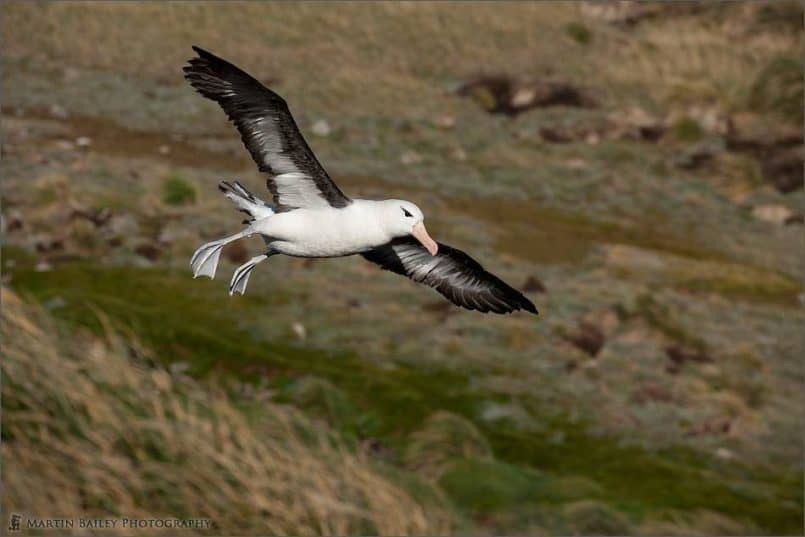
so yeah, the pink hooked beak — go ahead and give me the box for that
[411,221,439,256]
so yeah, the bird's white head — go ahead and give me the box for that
[380,199,439,255]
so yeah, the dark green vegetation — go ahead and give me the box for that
[565,22,593,45]
[162,173,197,206]
[2,2,803,535]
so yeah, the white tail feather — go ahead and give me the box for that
[219,180,274,221]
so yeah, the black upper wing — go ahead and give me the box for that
[362,237,538,315]
[184,46,351,211]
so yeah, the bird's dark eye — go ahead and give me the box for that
[402,208,413,218]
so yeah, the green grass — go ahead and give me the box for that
[565,22,592,45]
[6,253,802,534]
[439,458,551,513]
[162,173,197,206]
[671,117,706,143]
[404,411,493,480]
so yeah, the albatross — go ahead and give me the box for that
[184,46,538,315]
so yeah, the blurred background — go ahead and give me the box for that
[2,2,803,535]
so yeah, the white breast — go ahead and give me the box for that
[252,200,391,257]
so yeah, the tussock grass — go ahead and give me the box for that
[283,376,360,430]
[404,411,493,480]
[748,54,804,122]
[1,290,452,535]
[639,509,761,536]
[562,500,632,536]
[600,5,803,113]
[7,257,803,535]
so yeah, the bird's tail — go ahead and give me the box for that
[218,180,275,223]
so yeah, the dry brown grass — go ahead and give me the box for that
[4,2,798,124]
[1,289,452,535]
[598,4,803,113]
[638,509,761,536]
[1,2,579,119]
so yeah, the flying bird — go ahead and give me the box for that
[184,46,537,315]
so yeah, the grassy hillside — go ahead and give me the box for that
[2,2,803,535]
[2,289,452,535]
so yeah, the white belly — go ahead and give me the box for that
[251,204,390,257]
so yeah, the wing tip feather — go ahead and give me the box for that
[521,298,539,315]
